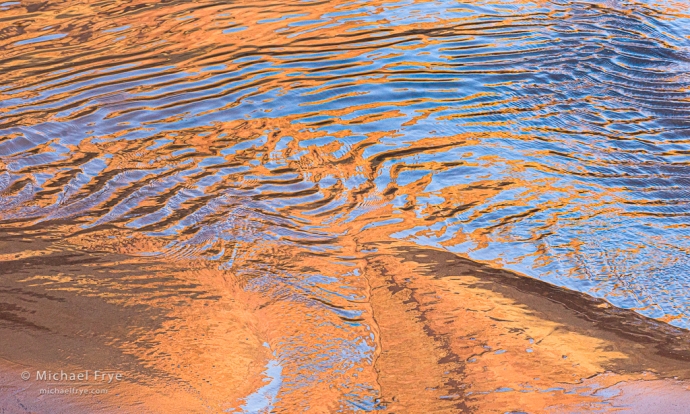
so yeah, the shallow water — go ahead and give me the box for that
[1,0,690,412]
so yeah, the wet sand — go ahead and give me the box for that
[1,234,689,412]
[365,242,690,413]
[0,234,270,413]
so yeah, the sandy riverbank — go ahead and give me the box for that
[1,235,689,412]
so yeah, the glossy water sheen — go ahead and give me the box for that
[1,0,690,412]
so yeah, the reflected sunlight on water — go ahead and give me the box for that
[1,0,690,412]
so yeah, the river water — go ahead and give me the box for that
[1,0,690,412]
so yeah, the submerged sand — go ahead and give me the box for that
[1,235,689,413]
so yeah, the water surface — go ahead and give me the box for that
[1,0,690,412]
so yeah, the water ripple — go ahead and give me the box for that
[1,0,690,410]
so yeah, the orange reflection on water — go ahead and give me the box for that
[2,0,690,411]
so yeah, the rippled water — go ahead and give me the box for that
[1,0,690,411]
